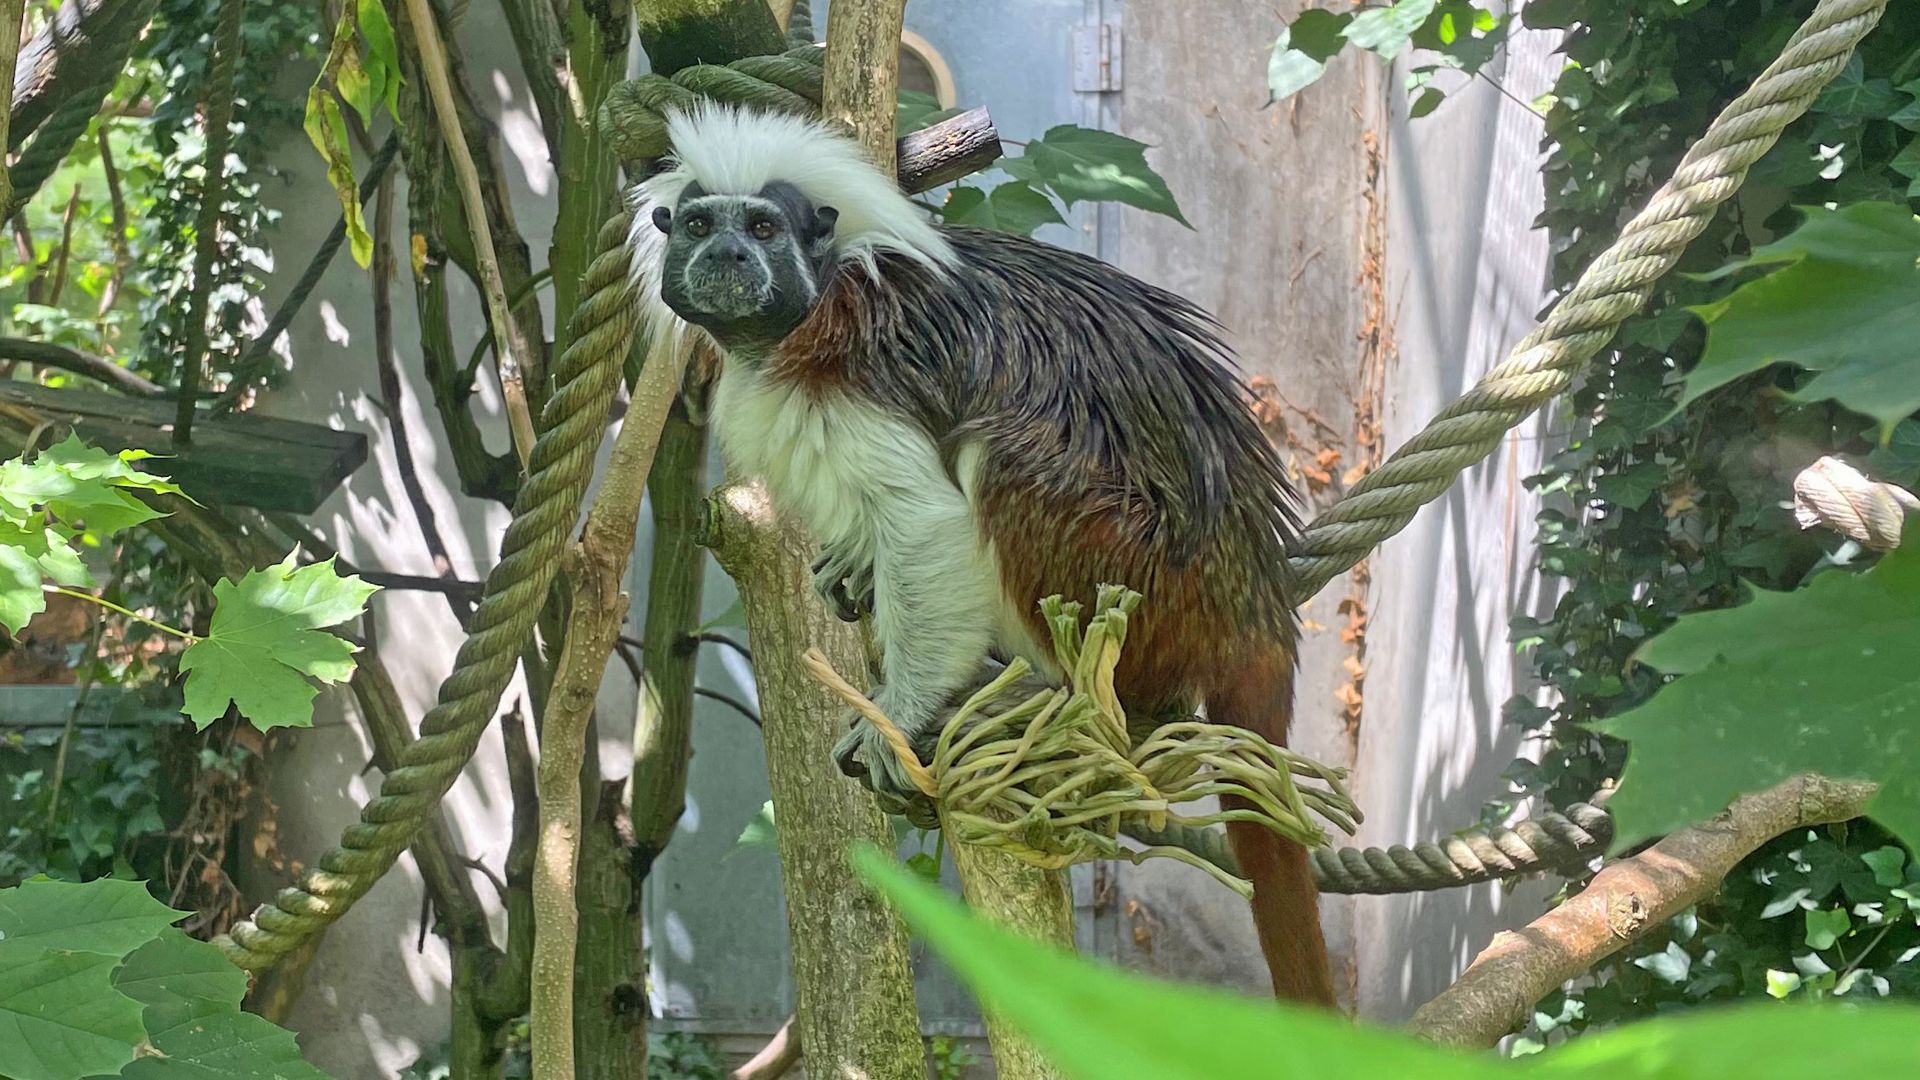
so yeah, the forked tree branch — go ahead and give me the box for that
[1407,774,1879,1048]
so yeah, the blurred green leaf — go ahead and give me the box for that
[1266,9,1353,100]
[1594,541,1920,853]
[1681,203,1920,432]
[729,800,777,859]
[1344,0,1440,59]
[856,848,1920,1078]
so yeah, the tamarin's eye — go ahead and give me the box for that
[749,219,779,241]
[686,216,711,238]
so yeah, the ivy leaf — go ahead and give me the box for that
[1814,55,1901,119]
[115,931,333,1079]
[1593,462,1666,509]
[1343,0,1440,60]
[1266,9,1353,101]
[1021,126,1189,227]
[1890,138,1920,180]
[0,944,145,1080]
[1593,542,1920,854]
[179,554,379,731]
[1765,969,1802,999]
[1804,907,1851,951]
[942,183,1066,236]
[1630,941,1691,984]
[0,877,185,955]
[1680,203,1920,432]
[1861,846,1907,887]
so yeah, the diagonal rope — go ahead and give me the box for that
[214,211,638,970]
[1288,0,1890,599]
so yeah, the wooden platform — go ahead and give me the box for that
[0,382,368,514]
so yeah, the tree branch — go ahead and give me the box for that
[172,0,244,449]
[370,164,464,616]
[0,337,167,396]
[1407,774,1879,1048]
[530,326,693,1078]
[0,1,25,213]
[402,0,538,466]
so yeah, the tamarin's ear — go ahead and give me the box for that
[651,206,673,234]
[808,206,839,256]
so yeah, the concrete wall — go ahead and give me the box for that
[239,2,1565,1073]
[1357,13,1563,1021]
[1098,0,1563,1019]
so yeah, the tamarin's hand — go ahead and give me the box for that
[810,550,874,623]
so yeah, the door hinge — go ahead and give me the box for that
[1072,19,1122,93]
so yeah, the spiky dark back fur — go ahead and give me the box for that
[787,225,1302,638]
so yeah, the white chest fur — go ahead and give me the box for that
[710,362,946,561]
[709,361,1053,723]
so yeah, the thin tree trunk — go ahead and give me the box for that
[948,840,1072,1080]
[631,400,710,867]
[704,485,926,1080]
[0,0,24,212]
[530,334,691,1080]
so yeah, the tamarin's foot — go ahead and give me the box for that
[833,704,929,807]
[809,551,875,622]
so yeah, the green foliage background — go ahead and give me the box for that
[1502,0,1920,1038]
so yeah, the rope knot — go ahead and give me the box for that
[805,586,1360,897]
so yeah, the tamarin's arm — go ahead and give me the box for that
[831,465,1001,798]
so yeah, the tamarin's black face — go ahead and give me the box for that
[652,181,839,352]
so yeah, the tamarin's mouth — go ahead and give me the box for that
[680,267,773,320]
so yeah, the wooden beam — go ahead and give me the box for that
[0,382,368,514]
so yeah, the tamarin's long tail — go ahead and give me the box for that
[1209,649,1337,1006]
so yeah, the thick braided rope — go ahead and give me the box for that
[214,211,639,970]
[786,0,816,48]
[1127,800,1613,895]
[1288,0,1889,599]
[600,45,826,164]
[4,0,160,214]
[6,78,112,214]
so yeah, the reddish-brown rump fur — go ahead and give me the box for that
[981,484,1336,1006]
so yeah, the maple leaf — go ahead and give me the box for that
[179,554,379,731]
[0,435,183,536]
